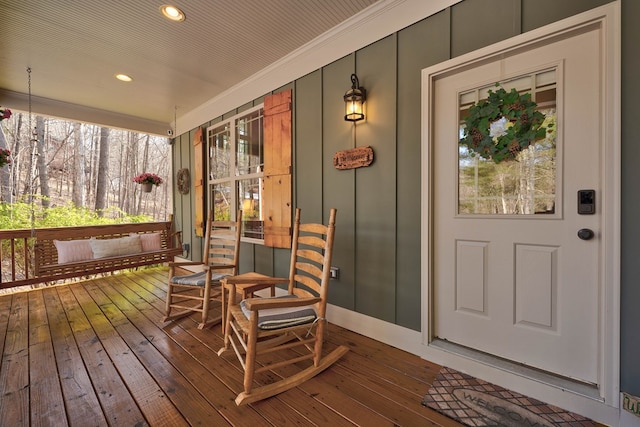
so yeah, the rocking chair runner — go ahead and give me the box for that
[163,210,242,329]
[217,208,349,406]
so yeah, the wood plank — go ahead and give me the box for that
[330,363,456,426]
[249,332,397,426]
[0,267,464,427]
[28,291,68,427]
[0,293,30,426]
[132,274,362,425]
[55,285,147,426]
[115,272,315,426]
[131,269,446,426]
[121,271,359,426]
[41,287,108,426]
[0,290,13,373]
[328,325,442,384]
[81,278,229,426]
[101,275,264,424]
[67,282,187,427]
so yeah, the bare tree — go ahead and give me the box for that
[10,114,23,200]
[85,125,99,206]
[72,122,84,207]
[95,127,110,215]
[2,112,171,220]
[22,118,37,200]
[36,116,50,208]
[0,123,10,201]
[136,134,150,215]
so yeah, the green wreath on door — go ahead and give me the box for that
[459,85,551,163]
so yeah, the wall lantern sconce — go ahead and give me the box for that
[344,73,366,122]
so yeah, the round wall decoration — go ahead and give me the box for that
[176,168,190,195]
[459,86,550,163]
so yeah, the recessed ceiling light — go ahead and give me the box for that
[160,5,186,22]
[115,74,133,82]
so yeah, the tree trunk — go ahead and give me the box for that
[136,134,149,215]
[23,117,37,199]
[36,116,50,208]
[0,125,10,201]
[95,127,110,216]
[72,122,84,207]
[86,125,99,207]
[11,114,23,200]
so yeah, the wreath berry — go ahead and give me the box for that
[459,86,550,163]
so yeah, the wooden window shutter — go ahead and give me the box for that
[263,89,292,248]
[193,127,205,237]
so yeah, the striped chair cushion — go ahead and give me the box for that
[170,271,230,286]
[240,295,317,330]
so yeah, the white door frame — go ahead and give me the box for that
[420,2,620,424]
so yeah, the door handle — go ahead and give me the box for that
[577,228,594,240]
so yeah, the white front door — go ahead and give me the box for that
[431,25,603,384]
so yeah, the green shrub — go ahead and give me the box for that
[0,200,153,230]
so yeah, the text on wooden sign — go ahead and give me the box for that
[333,146,374,170]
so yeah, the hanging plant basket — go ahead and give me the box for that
[459,86,550,163]
[133,172,163,192]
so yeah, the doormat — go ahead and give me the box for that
[421,367,597,427]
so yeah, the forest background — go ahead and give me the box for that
[0,108,172,230]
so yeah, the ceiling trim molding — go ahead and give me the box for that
[0,89,171,136]
[178,0,462,133]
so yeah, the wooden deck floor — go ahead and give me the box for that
[0,266,461,427]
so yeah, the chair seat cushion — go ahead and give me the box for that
[240,295,317,330]
[170,271,230,286]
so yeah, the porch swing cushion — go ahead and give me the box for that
[240,295,317,330]
[89,235,143,259]
[132,232,162,252]
[53,239,93,264]
[170,270,231,287]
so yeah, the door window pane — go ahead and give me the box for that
[458,72,557,215]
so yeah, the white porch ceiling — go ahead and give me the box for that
[0,0,380,135]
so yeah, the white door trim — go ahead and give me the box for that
[420,2,620,424]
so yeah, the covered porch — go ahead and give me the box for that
[0,266,458,426]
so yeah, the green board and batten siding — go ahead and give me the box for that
[173,0,640,398]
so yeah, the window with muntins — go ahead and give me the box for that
[207,106,265,241]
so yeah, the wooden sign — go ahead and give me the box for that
[333,146,374,170]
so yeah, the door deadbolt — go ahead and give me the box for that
[577,228,594,240]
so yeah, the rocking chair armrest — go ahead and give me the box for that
[243,296,321,312]
[223,275,289,286]
[203,264,237,271]
[168,261,204,267]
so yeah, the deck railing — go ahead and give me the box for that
[0,221,181,291]
[0,228,38,289]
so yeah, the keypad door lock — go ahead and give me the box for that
[578,189,595,215]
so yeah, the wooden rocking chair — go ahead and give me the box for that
[217,208,349,405]
[163,210,241,329]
